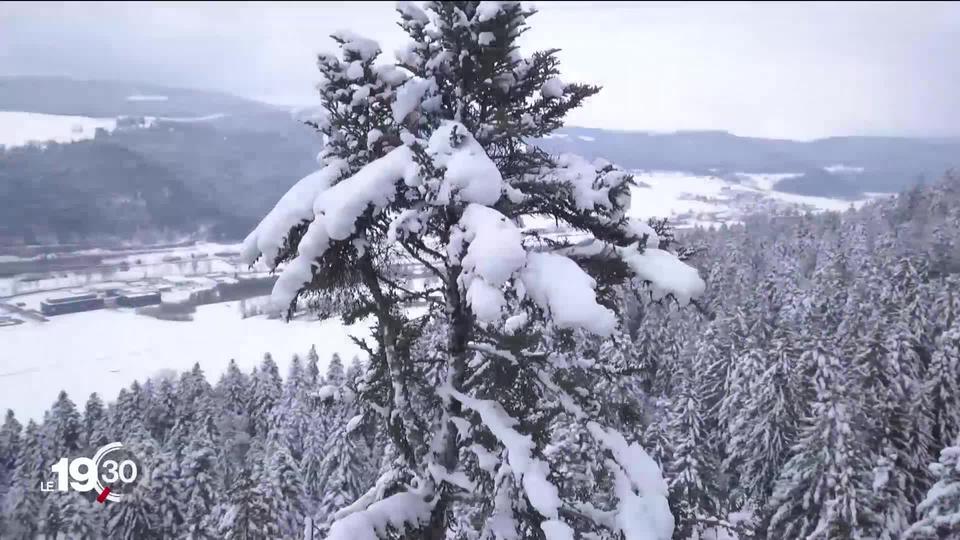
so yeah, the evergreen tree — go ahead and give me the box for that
[149,447,185,538]
[180,428,220,539]
[904,438,960,539]
[265,442,307,537]
[216,466,277,539]
[926,328,960,451]
[766,344,875,539]
[44,390,82,458]
[4,420,42,540]
[0,409,21,532]
[106,472,158,540]
[667,359,721,539]
[249,354,282,438]
[241,2,706,537]
[725,334,803,508]
[81,393,108,453]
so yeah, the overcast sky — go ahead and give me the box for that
[2,1,958,140]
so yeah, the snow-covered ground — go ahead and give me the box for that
[0,301,374,421]
[126,95,169,102]
[0,110,230,151]
[0,111,117,148]
[627,170,885,228]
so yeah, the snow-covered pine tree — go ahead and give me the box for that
[81,393,109,454]
[666,356,722,539]
[143,376,178,444]
[180,427,221,539]
[175,363,215,431]
[44,390,82,459]
[59,489,101,540]
[264,441,307,537]
[216,465,276,539]
[149,446,185,538]
[3,420,42,540]
[106,465,158,540]
[249,354,282,438]
[242,2,705,538]
[0,409,21,533]
[904,438,960,539]
[275,354,313,462]
[926,328,960,453]
[306,345,322,385]
[724,332,803,510]
[766,343,876,539]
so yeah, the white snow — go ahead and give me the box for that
[587,422,674,540]
[625,170,881,228]
[392,77,434,124]
[346,61,365,80]
[541,520,575,540]
[618,247,705,305]
[326,485,433,540]
[0,302,373,422]
[267,146,414,309]
[154,113,227,123]
[457,204,525,285]
[475,1,505,22]
[455,199,519,318]
[541,77,566,99]
[317,384,338,400]
[345,414,364,433]
[397,1,429,24]
[447,386,564,522]
[241,160,348,267]
[547,154,626,211]
[367,128,383,149]
[125,95,169,102]
[520,253,617,336]
[332,30,381,61]
[427,121,504,205]
[478,32,495,46]
[504,313,528,334]
[823,164,864,174]
[0,111,117,149]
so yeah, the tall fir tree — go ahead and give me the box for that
[766,344,876,539]
[904,438,960,539]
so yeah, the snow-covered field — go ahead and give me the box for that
[627,170,886,228]
[0,301,374,422]
[0,110,230,150]
[0,111,117,148]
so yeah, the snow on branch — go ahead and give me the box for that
[325,484,434,540]
[454,204,526,322]
[427,121,504,206]
[444,386,568,524]
[521,252,617,336]
[240,160,347,267]
[266,146,415,309]
[331,30,382,62]
[617,245,706,305]
[587,422,674,540]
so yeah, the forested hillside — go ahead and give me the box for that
[0,116,320,245]
[2,172,957,539]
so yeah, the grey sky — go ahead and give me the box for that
[1,1,958,140]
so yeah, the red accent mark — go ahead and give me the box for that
[97,486,111,503]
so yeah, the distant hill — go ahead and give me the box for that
[536,127,960,197]
[0,76,277,118]
[0,77,321,246]
[2,76,958,247]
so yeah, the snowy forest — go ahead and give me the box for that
[3,1,960,539]
[2,173,959,539]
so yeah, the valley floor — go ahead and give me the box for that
[0,300,373,422]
